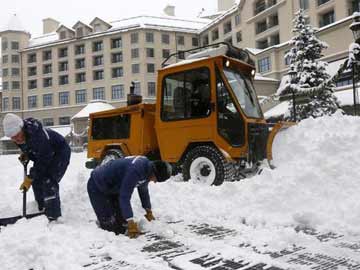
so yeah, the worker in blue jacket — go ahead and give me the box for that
[87,156,172,238]
[2,113,71,221]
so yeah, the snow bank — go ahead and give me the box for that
[0,113,360,269]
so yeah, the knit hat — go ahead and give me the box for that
[3,113,24,137]
[152,161,172,182]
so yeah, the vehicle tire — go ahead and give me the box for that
[100,149,124,166]
[182,145,234,186]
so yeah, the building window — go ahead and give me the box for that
[43,50,52,61]
[3,98,9,111]
[11,41,19,50]
[28,96,37,109]
[269,14,279,28]
[146,32,154,43]
[254,0,266,15]
[131,32,139,44]
[132,64,140,74]
[75,44,85,55]
[177,35,185,45]
[11,55,19,63]
[256,38,268,49]
[43,77,53,87]
[236,31,242,43]
[162,49,170,58]
[319,10,335,27]
[336,74,353,87]
[28,66,37,76]
[43,118,54,126]
[270,33,280,46]
[93,41,103,52]
[258,57,271,73]
[27,53,36,64]
[12,68,19,76]
[76,27,83,37]
[59,61,68,72]
[192,37,199,47]
[111,85,124,100]
[112,52,123,63]
[43,94,53,107]
[134,82,141,95]
[2,82,9,90]
[178,50,185,59]
[75,89,87,104]
[147,63,155,73]
[60,31,67,39]
[299,0,309,10]
[76,58,85,69]
[93,87,105,100]
[111,37,122,49]
[131,48,139,58]
[212,29,219,41]
[351,0,360,13]
[12,97,20,110]
[223,21,232,34]
[59,117,70,125]
[93,55,103,66]
[147,82,156,97]
[162,34,170,44]
[2,55,8,63]
[2,68,8,77]
[2,39,8,51]
[112,67,123,78]
[12,81,20,90]
[235,14,241,25]
[59,92,69,105]
[93,70,104,80]
[284,51,291,66]
[256,20,267,34]
[318,0,330,5]
[76,73,86,83]
[202,35,209,46]
[43,64,52,74]
[58,47,68,58]
[59,75,69,85]
[146,48,155,57]
[28,80,37,89]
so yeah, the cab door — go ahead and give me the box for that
[156,66,215,162]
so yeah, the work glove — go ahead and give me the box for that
[144,209,155,222]
[20,176,32,191]
[18,153,29,165]
[127,220,140,239]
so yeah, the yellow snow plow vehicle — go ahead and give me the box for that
[86,43,292,185]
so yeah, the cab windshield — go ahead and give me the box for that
[223,68,263,118]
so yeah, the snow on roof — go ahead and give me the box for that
[245,48,264,55]
[1,14,28,33]
[334,89,357,106]
[71,100,115,120]
[254,73,278,82]
[110,15,210,32]
[326,58,347,77]
[26,15,210,49]
[49,125,71,137]
[264,100,290,118]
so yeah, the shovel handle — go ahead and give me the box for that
[22,161,29,218]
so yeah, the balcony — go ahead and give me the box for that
[254,0,277,15]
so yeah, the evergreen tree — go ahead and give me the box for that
[279,9,340,121]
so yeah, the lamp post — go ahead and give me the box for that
[287,68,297,121]
[349,12,360,116]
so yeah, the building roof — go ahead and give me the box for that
[25,15,211,50]
[71,100,115,120]
[1,14,28,33]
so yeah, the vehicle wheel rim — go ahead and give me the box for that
[189,157,216,185]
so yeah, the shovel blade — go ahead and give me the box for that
[0,212,45,227]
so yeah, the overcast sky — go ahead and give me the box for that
[0,0,218,37]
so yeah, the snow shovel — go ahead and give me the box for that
[0,161,45,227]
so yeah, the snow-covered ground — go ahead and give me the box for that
[1,113,360,270]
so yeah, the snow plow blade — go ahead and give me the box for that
[266,121,296,167]
[0,212,45,227]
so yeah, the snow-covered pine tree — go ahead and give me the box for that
[278,9,340,121]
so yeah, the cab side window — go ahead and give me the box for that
[161,67,211,121]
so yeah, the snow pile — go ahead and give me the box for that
[0,113,360,269]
